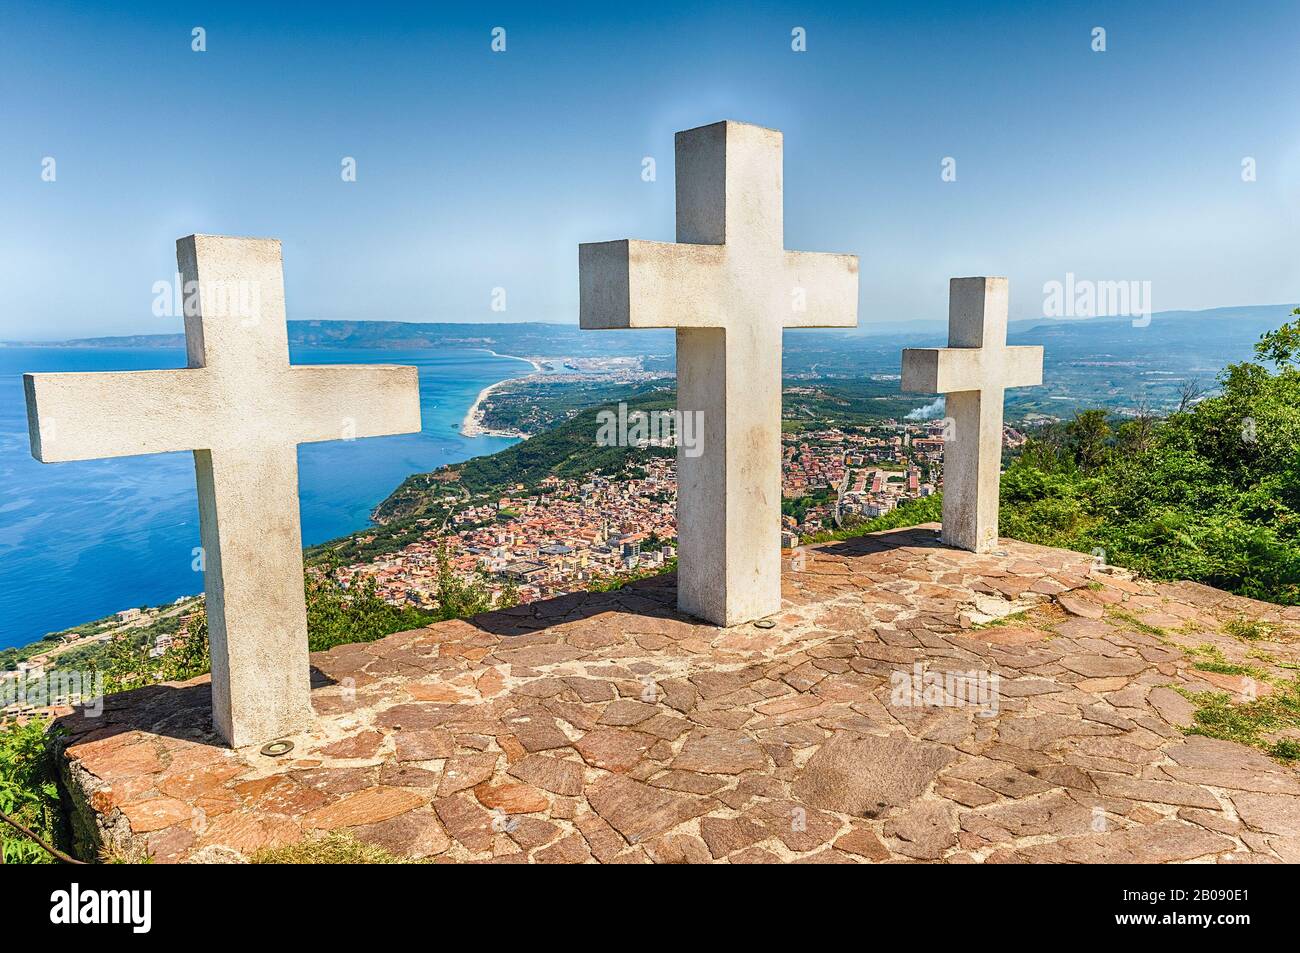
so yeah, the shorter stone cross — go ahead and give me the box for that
[23,235,422,747]
[901,277,1043,552]
[579,121,859,626]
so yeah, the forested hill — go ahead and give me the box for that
[373,394,678,522]
[1000,309,1300,605]
[375,305,1300,607]
[373,375,937,524]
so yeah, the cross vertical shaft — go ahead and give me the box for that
[940,389,1004,551]
[196,445,313,742]
[674,122,785,625]
[179,236,319,746]
[579,121,859,626]
[901,277,1044,553]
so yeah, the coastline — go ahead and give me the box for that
[0,345,546,651]
[2,349,539,656]
[460,351,542,439]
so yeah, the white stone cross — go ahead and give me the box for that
[23,235,421,747]
[901,277,1043,552]
[579,121,859,626]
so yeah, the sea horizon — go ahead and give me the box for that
[0,345,534,650]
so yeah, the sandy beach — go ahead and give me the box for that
[460,352,542,438]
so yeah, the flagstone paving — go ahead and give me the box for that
[55,525,1300,863]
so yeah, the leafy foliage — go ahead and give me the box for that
[0,717,64,864]
[305,575,439,653]
[93,609,211,694]
[427,545,515,620]
[800,493,943,545]
[999,311,1300,604]
[781,487,836,525]
[1254,307,1300,366]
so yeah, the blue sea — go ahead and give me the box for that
[0,346,528,650]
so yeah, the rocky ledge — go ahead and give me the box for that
[54,525,1300,863]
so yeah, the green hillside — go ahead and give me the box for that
[825,309,1300,606]
[375,393,678,522]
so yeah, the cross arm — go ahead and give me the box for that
[901,345,1043,394]
[283,365,421,444]
[782,250,859,329]
[24,369,216,462]
[1003,346,1045,389]
[579,239,729,329]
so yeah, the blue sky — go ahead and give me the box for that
[1,0,1297,338]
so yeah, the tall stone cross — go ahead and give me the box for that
[579,121,859,626]
[901,277,1043,552]
[23,235,422,747]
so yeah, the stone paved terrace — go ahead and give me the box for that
[55,526,1300,863]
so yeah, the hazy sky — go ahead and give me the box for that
[2,0,1297,339]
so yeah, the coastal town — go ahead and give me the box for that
[0,596,202,719]
[331,419,1029,610]
[0,414,1031,719]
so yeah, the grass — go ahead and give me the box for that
[1183,644,1272,679]
[1193,660,1268,677]
[972,609,1033,630]
[1223,616,1278,642]
[1177,678,1300,763]
[1108,610,1169,639]
[251,832,412,864]
[1245,646,1300,672]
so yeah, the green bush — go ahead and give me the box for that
[0,717,64,864]
[995,308,1300,604]
[801,493,943,545]
[305,576,439,653]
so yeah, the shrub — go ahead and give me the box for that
[0,717,64,864]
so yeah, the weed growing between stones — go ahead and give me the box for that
[1108,610,1168,639]
[1178,679,1300,763]
[252,831,413,864]
[1222,616,1278,642]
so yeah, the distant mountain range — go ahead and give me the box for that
[7,304,1293,353]
[6,305,1295,403]
[4,320,653,357]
